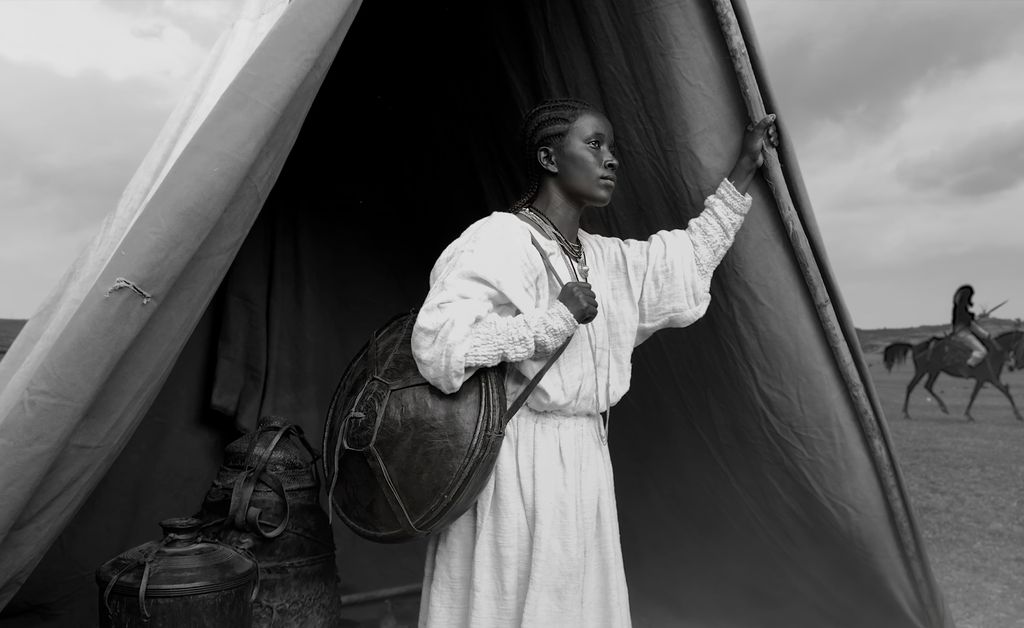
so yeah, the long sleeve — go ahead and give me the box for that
[588,178,751,347]
[463,302,578,367]
[412,213,561,394]
[686,179,752,286]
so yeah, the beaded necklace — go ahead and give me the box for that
[523,208,583,259]
[521,207,589,281]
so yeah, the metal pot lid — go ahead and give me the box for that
[96,517,256,596]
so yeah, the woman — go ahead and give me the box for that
[951,284,990,368]
[411,98,778,627]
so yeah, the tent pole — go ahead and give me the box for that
[711,1,950,624]
[725,4,950,616]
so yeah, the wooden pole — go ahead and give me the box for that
[711,1,950,625]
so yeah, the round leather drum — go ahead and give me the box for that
[323,312,507,543]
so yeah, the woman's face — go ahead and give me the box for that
[550,112,619,208]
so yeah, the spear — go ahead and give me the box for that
[979,300,1008,319]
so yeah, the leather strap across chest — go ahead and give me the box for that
[501,229,573,425]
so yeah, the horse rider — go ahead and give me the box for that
[951,284,991,368]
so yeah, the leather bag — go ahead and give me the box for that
[323,235,566,542]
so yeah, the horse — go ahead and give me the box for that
[882,330,1024,421]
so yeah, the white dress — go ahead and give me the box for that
[411,180,751,627]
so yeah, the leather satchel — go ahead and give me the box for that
[322,235,567,542]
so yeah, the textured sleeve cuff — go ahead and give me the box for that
[686,178,753,284]
[718,178,753,212]
[463,315,533,368]
[524,301,579,358]
[463,303,578,368]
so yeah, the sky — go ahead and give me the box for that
[0,0,1022,329]
[0,0,243,320]
[747,0,1024,328]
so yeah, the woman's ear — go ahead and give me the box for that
[537,146,558,174]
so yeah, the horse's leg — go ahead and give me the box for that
[964,379,984,421]
[902,368,927,419]
[990,380,1023,421]
[923,371,949,415]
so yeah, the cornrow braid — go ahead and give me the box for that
[508,98,597,212]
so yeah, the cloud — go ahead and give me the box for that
[803,174,1024,328]
[0,44,199,318]
[0,58,173,318]
[0,1,245,318]
[0,58,174,232]
[750,1,1024,143]
[898,121,1024,198]
[793,47,1024,217]
[745,1,1024,328]
[100,0,245,49]
[0,0,232,86]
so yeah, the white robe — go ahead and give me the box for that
[412,180,751,627]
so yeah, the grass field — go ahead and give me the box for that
[865,346,1024,628]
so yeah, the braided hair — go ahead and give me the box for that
[952,284,976,329]
[508,98,598,212]
[953,284,974,307]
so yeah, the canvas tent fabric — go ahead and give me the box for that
[0,0,952,626]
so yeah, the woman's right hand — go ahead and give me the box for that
[558,282,598,324]
[728,113,778,193]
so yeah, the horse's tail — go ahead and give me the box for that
[883,343,914,372]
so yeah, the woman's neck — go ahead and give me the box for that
[530,187,583,243]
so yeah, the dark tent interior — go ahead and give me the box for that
[1,0,948,626]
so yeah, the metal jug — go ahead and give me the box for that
[95,517,257,627]
[200,415,344,626]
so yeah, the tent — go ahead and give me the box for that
[0,0,952,625]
